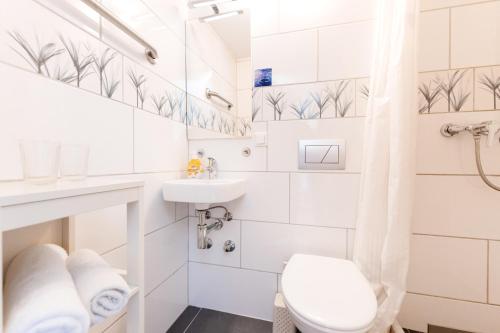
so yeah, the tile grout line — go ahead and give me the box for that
[408,291,499,306]
[239,220,243,269]
[145,262,187,297]
[448,7,452,70]
[253,0,500,40]
[182,307,203,333]
[487,240,490,304]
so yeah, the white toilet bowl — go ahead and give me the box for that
[281,254,377,333]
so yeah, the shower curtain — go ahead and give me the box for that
[352,0,419,332]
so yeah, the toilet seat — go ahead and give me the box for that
[281,254,377,333]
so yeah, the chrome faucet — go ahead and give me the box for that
[206,157,217,179]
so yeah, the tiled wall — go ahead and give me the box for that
[0,0,189,332]
[188,0,500,332]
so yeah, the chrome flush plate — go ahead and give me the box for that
[298,139,346,170]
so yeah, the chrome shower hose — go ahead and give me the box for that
[474,136,500,191]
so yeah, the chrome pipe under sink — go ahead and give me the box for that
[196,207,232,249]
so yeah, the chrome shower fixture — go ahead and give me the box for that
[441,121,500,191]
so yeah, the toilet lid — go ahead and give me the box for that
[281,254,377,332]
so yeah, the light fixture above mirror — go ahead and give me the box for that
[199,10,243,23]
[189,0,236,8]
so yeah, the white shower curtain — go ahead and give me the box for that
[352,0,419,332]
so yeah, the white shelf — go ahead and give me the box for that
[0,178,143,208]
[0,177,145,333]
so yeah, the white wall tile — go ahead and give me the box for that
[451,2,500,68]
[318,21,373,81]
[418,69,473,114]
[189,217,241,268]
[489,241,500,305]
[124,57,185,118]
[90,312,125,333]
[252,30,318,85]
[134,109,188,173]
[399,293,500,333]
[355,78,370,116]
[347,229,355,260]
[474,66,500,111]
[74,205,127,254]
[290,173,359,228]
[141,0,187,41]
[145,219,188,293]
[176,202,189,221]
[188,139,267,172]
[419,9,450,71]
[101,0,186,89]
[146,265,188,333]
[97,315,126,333]
[413,175,500,239]
[3,221,62,271]
[216,172,290,223]
[408,235,487,302]
[237,89,253,119]
[0,0,102,95]
[102,245,127,271]
[279,0,375,33]
[237,59,252,90]
[0,64,134,180]
[416,111,500,175]
[142,173,179,234]
[268,118,365,172]
[241,221,347,273]
[35,0,100,37]
[421,0,488,10]
[251,0,280,37]
[189,262,277,320]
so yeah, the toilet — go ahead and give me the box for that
[281,254,377,333]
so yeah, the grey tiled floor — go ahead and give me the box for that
[167,306,426,333]
[167,306,273,333]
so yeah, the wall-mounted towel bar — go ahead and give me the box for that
[80,0,158,64]
[206,88,233,110]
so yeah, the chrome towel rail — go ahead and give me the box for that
[206,88,233,110]
[80,0,158,64]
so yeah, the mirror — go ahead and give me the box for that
[185,0,251,139]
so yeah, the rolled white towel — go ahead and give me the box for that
[4,244,90,333]
[66,249,131,324]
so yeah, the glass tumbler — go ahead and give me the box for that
[19,140,60,184]
[60,144,90,180]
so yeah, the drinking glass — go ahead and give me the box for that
[20,140,60,184]
[60,144,90,180]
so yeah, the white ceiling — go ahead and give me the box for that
[189,0,251,59]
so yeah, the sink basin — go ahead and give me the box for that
[162,178,246,210]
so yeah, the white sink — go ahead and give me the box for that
[162,178,246,210]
